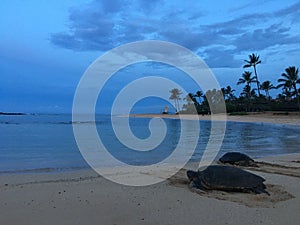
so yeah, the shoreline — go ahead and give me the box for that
[1,153,299,176]
[130,111,300,126]
[1,153,300,225]
[1,152,300,176]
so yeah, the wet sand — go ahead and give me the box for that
[1,153,300,225]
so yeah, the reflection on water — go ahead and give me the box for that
[223,122,300,158]
[0,114,299,172]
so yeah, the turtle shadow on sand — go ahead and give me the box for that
[218,152,300,178]
[167,167,294,208]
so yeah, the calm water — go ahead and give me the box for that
[0,114,299,173]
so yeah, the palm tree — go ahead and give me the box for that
[243,53,262,96]
[238,72,256,111]
[184,93,197,106]
[277,66,300,110]
[205,89,225,113]
[222,85,236,100]
[169,88,182,113]
[277,66,300,98]
[237,71,256,88]
[194,90,203,104]
[183,93,193,104]
[241,85,251,99]
[183,93,197,114]
[241,85,256,99]
[260,80,275,99]
[281,86,293,100]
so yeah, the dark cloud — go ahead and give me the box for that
[188,12,205,20]
[208,13,270,32]
[159,29,224,51]
[234,23,300,51]
[100,0,123,13]
[50,0,300,68]
[229,2,255,12]
[137,0,162,12]
[275,1,300,17]
[200,47,241,68]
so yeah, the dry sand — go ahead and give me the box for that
[130,111,300,126]
[1,153,300,225]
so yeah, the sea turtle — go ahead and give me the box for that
[187,165,269,195]
[219,152,258,167]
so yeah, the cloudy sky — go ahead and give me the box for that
[1,0,300,113]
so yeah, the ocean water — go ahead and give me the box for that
[0,114,300,173]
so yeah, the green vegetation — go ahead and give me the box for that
[169,54,300,114]
[169,88,182,113]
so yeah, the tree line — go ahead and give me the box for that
[169,53,300,114]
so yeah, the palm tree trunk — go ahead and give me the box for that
[253,65,261,96]
[267,90,271,100]
[177,99,181,112]
[266,90,270,99]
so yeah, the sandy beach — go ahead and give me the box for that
[1,114,300,225]
[1,153,299,225]
[131,111,300,126]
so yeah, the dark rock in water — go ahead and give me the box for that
[187,165,269,195]
[219,152,257,167]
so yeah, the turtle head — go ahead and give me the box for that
[186,170,198,181]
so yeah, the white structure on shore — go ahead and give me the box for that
[163,106,169,114]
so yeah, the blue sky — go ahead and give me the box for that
[1,0,300,113]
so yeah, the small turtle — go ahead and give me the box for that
[219,152,258,167]
[187,165,269,195]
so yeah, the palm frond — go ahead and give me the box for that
[237,79,245,85]
[243,64,251,68]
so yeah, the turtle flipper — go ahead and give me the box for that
[253,187,270,196]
